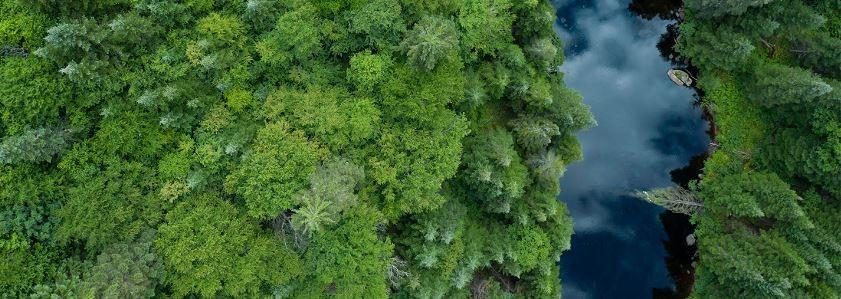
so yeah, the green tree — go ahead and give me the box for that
[292,158,364,235]
[155,194,302,298]
[458,0,515,59]
[0,126,69,164]
[746,63,832,107]
[347,50,392,92]
[400,16,459,71]
[80,230,162,299]
[344,0,406,51]
[461,128,530,213]
[256,3,322,66]
[228,122,321,219]
[686,0,777,18]
[295,204,393,298]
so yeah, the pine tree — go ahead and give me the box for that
[0,126,69,164]
[80,230,162,299]
[400,16,459,71]
[746,63,832,107]
[633,187,703,215]
[685,0,777,18]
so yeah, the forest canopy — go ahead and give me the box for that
[0,0,593,297]
[667,0,840,297]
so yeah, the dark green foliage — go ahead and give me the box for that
[677,0,841,297]
[0,201,59,243]
[80,230,161,298]
[791,31,841,78]
[695,173,840,297]
[461,128,529,213]
[23,0,130,17]
[56,156,162,250]
[0,126,69,164]
[745,63,832,107]
[0,58,70,134]
[0,0,589,297]
[676,18,755,71]
[686,0,776,18]
[295,204,393,297]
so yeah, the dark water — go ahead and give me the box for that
[552,0,709,298]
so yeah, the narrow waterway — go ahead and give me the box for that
[552,0,709,298]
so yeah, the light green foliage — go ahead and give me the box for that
[367,121,469,218]
[0,242,60,296]
[0,164,63,207]
[229,122,321,219]
[156,195,302,298]
[509,225,551,271]
[256,3,322,66]
[458,0,514,59]
[189,13,247,71]
[0,0,589,297]
[56,156,162,250]
[0,58,70,134]
[296,204,393,298]
[701,75,766,153]
[263,88,381,151]
[292,159,364,235]
[0,0,49,48]
[348,51,392,91]
[400,16,459,71]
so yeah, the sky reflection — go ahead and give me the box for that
[553,0,709,298]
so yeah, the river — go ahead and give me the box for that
[552,0,709,298]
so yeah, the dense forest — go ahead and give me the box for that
[639,0,840,297]
[0,0,595,297]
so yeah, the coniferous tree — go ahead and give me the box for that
[685,0,777,18]
[746,63,832,107]
[0,126,69,164]
[0,1,590,297]
[400,16,459,71]
[80,230,162,299]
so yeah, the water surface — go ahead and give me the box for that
[552,0,709,298]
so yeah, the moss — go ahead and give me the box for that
[703,74,766,157]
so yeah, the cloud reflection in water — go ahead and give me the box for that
[553,0,708,298]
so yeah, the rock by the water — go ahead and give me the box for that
[685,233,696,246]
[668,69,693,86]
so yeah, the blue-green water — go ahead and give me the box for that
[553,0,708,298]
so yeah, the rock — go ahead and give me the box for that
[685,233,696,246]
[668,69,693,86]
